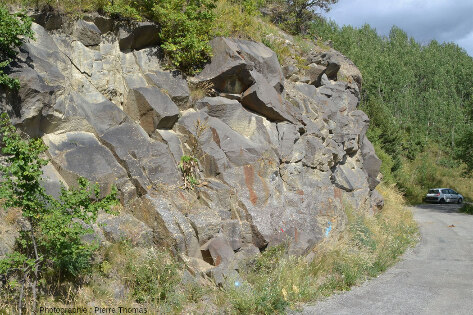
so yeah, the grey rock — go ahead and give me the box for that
[283,64,298,79]
[320,73,331,86]
[197,37,284,94]
[361,136,382,190]
[146,71,190,105]
[187,209,222,246]
[333,162,368,192]
[0,210,20,259]
[100,123,180,192]
[306,63,326,86]
[124,87,179,133]
[31,8,63,31]
[41,163,68,199]
[294,82,317,99]
[130,195,202,259]
[42,132,131,198]
[180,254,214,277]
[196,37,254,94]
[118,22,160,51]
[370,189,384,212]
[73,20,101,46]
[241,71,293,122]
[209,264,242,288]
[202,235,235,266]
[97,213,154,247]
[221,220,244,251]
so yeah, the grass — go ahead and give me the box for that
[222,182,418,313]
[2,183,417,314]
[459,203,473,215]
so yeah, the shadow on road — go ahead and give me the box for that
[414,203,463,213]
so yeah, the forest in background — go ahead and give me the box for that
[309,19,473,202]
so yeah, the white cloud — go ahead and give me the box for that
[323,0,473,56]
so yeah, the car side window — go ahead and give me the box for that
[442,189,449,194]
[451,190,457,194]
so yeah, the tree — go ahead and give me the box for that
[0,5,34,89]
[268,0,338,34]
[0,114,118,313]
[456,127,473,172]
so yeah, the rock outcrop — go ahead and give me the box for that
[0,14,383,283]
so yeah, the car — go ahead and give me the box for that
[424,188,463,204]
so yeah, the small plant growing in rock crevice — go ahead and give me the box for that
[178,155,199,189]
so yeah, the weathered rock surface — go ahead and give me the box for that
[0,16,383,284]
[73,19,101,46]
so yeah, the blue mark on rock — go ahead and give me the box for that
[325,222,332,237]
[234,281,241,287]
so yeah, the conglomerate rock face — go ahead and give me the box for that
[0,15,382,281]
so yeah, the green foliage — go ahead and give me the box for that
[151,0,216,73]
[310,19,473,201]
[103,1,143,20]
[125,248,181,304]
[0,5,34,89]
[459,203,473,215]
[265,0,338,34]
[0,113,118,310]
[456,127,473,172]
[101,0,216,73]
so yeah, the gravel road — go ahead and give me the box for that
[295,203,473,315]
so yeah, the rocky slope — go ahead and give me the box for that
[0,12,383,285]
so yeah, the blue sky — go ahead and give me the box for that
[322,0,473,56]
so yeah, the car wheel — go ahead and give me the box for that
[458,198,463,204]
[439,198,446,204]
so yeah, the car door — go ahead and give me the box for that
[450,190,458,202]
[442,189,450,202]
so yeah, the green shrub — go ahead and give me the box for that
[151,0,216,73]
[459,203,473,215]
[0,5,34,89]
[0,113,118,311]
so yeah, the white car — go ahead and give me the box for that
[424,188,463,204]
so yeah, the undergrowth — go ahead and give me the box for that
[31,183,417,314]
[459,203,473,215]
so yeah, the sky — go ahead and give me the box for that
[322,0,473,57]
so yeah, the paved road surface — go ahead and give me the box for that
[296,204,473,315]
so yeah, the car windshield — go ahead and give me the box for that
[428,189,439,194]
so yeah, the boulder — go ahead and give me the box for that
[361,136,382,190]
[97,213,154,247]
[197,37,284,94]
[306,63,326,86]
[118,22,160,51]
[40,163,68,199]
[370,189,384,212]
[73,20,101,46]
[42,132,131,197]
[130,195,202,259]
[124,87,180,133]
[196,37,254,94]
[202,235,235,266]
[30,7,63,31]
[99,123,181,192]
[180,255,214,277]
[241,72,293,122]
[146,71,190,104]
[333,162,368,192]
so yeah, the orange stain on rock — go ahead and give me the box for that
[210,127,220,147]
[244,165,258,205]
